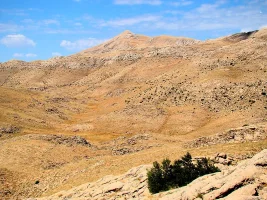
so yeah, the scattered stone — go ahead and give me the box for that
[213,153,234,165]
[0,125,20,135]
[26,134,91,147]
[45,108,59,114]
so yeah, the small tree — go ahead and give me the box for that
[161,158,173,186]
[147,161,165,194]
[147,153,220,194]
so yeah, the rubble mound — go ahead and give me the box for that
[102,134,154,155]
[0,125,20,139]
[25,134,91,147]
[0,125,20,135]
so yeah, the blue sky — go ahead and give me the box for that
[0,0,267,62]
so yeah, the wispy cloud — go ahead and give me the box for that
[74,22,83,26]
[0,23,23,32]
[114,0,162,5]
[52,52,62,57]
[102,1,267,33]
[45,29,94,34]
[0,8,27,16]
[13,53,24,57]
[0,8,43,16]
[0,34,36,48]
[169,1,193,7]
[100,15,160,27]
[13,53,37,58]
[42,19,60,26]
[60,38,106,51]
[21,18,60,26]
[25,53,37,57]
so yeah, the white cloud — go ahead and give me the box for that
[0,34,36,47]
[46,29,94,34]
[21,19,34,23]
[21,18,60,27]
[0,8,42,16]
[170,1,193,6]
[26,53,37,57]
[13,53,24,57]
[106,1,267,33]
[101,15,160,27]
[74,22,83,26]
[114,0,162,5]
[60,38,106,51]
[0,23,22,32]
[12,53,37,58]
[0,8,26,16]
[42,19,60,26]
[52,52,62,57]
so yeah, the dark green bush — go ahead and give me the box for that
[147,152,220,194]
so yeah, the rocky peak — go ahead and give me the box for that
[117,30,135,39]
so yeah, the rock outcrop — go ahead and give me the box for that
[185,125,267,148]
[27,150,267,200]
[157,149,267,200]
[27,165,151,200]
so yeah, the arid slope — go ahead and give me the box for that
[0,29,266,199]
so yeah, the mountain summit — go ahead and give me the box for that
[80,30,201,55]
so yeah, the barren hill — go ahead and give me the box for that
[0,29,266,199]
[81,30,200,54]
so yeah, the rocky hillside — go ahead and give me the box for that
[27,149,267,200]
[0,29,266,199]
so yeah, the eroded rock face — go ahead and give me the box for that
[27,150,267,200]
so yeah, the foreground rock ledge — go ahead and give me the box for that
[27,149,267,200]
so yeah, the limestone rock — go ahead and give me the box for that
[157,149,267,200]
[27,150,267,200]
[27,165,151,200]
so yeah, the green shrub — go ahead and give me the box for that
[147,152,220,194]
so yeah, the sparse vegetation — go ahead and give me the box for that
[147,152,220,194]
